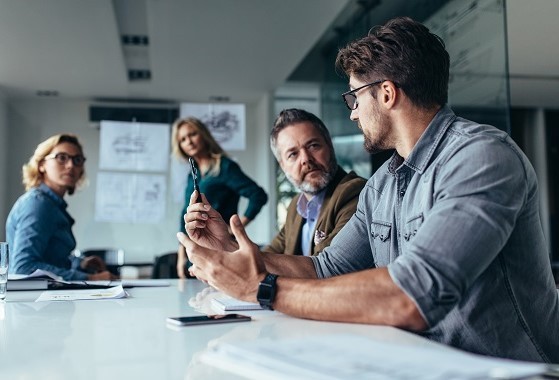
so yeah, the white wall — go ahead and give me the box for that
[3,98,276,263]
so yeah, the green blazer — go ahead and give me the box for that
[263,167,366,256]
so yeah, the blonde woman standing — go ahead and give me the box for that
[171,117,267,278]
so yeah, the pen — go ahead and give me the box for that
[188,157,203,203]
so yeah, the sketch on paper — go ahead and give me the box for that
[180,103,246,151]
[112,134,146,154]
[95,172,166,223]
[99,121,170,172]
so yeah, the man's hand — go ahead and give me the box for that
[184,191,238,251]
[177,214,267,302]
[176,246,188,279]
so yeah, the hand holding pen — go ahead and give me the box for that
[188,157,203,203]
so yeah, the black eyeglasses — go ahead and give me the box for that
[44,152,86,167]
[341,79,389,110]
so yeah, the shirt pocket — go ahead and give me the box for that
[370,220,392,265]
[403,213,424,242]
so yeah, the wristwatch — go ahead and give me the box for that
[257,273,278,310]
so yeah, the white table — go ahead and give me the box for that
[0,280,546,379]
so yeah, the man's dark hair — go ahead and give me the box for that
[270,108,335,162]
[335,16,450,109]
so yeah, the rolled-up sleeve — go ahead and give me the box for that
[388,135,528,326]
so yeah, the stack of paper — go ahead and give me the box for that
[211,296,263,312]
[199,334,547,380]
[7,269,63,290]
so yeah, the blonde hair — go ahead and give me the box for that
[171,117,226,176]
[22,134,86,195]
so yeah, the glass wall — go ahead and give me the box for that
[273,0,510,229]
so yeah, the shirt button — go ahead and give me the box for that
[400,190,406,197]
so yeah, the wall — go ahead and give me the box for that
[3,98,275,263]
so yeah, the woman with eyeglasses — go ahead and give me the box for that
[6,134,116,281]
[171,117,268,278]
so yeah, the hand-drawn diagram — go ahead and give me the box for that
[99,121,170,171]
[95,172,166,223]
[180,103,246,151]
[112,133,147,154]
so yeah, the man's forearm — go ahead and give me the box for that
[262,252,318,279]
[270,267,427,331]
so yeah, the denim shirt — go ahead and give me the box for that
[6,183,87,280]
[312,106,559,362]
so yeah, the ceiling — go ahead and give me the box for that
[0,0,557,109]
[0,0,348,104]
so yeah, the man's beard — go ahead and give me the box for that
[286,157,337,196]
[360,108,392,154]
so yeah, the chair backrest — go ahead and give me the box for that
[152,252,178,279]
[78,248,125,275]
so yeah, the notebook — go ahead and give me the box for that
[211,296,263,312]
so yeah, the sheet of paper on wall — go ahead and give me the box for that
[180,102,246,151]
[99,120,170,172]
[94,172,166,223]
[199,334,547,380]
[35,285,128,302]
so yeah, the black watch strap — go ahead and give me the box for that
[257,273,278,310]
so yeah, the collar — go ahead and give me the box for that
[38,183,68,210]
[296,189,326,220]
[388,105,457,175]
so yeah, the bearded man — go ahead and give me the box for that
[263,108,366,256]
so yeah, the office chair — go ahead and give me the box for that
[151,252,179,279]
[74,248,125,276]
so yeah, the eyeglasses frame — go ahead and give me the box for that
[342,79,399,110]
[44,152,87,167]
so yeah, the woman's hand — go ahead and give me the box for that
[80,255,107,273]
[88,270,118,281]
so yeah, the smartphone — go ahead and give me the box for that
[188,157,203,203]
[166,314,252,326]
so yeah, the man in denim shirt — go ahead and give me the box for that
[179,17,558,362]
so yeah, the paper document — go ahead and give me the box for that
[211,296,263,312]
[83,279,170,288]
[200,334,546,380]
[35,285,127,302]
[8,269,64,282]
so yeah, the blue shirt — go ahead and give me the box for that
[6,183,87,280]
[311,106,559,362]
[296,190,325,256]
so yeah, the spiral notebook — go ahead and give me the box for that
[211,296,263,312]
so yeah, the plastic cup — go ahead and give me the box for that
[0,242,9,301]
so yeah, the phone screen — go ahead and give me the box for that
[166,314,251,326]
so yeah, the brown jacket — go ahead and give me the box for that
[263,167,366,256]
